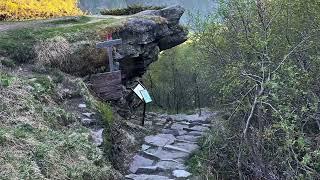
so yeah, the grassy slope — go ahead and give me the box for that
[0,16,124,62]
[0,66,120,179]
[0,16,126,179]
[0,14,167,179]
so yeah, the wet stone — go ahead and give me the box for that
[173,170,192,178]
[81,118,96,126]
[129,155,154,173]
[90,129,104,146]
[164,145,191,153]
[125,174,171,180]
[172,142,199,152]
[144,134,176,147]
[82,112,94,118]
[141,144,151,151]
[188,131,205,136]
[161,129,180,136]
[176,135,200,142]
[171,123,189,130]
[135,166,164,174]
[78,103,86,108]
[156,160,186,170]
[147,148,189,160]
[178,130,187,135]
[188,125,210,132]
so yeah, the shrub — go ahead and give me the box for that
[34,36,72,68]
[101,4,165,16]
[97,101,113,125]
[0,0,83,20]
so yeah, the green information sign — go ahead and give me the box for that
[140,89,152,103]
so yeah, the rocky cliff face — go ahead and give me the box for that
[93,5,188,116]
[112,5,188,82]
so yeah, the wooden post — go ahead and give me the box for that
[142,102,146,126]
[96,36,122,72]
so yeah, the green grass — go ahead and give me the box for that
[0,71,118,179]
[0,17,119,62]
[47,16,92,25]
[97,102,114,125]
[0,72,14,87]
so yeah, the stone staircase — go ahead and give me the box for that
[125,110,216,180]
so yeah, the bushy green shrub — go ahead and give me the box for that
[101,4,164,16]
[188,0,320,179]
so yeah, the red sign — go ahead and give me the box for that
[106,33,113,40]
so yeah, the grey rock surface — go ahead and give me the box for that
[90,128,104,146]
[126,109,215,179]
[172,170,192,178]
[145,134,176,147]
[125,174,172,180]
[129,155,154,173]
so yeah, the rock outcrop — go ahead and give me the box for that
[90,5,188,116]
[110,5,187,116]
[113,5,188,81]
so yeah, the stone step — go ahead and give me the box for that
[82,112,95,118]
[184,125,210,132]
[170,123,189,130]
[125,174,172,180]
[163,145,191,153]
[129,155,154,173]
[176,135,201,142]
[161,129,180,136]
[141,144,151,151]
[90,128,104,146]
[156,160,186,171]
[135,166,164,174]
[187,131,205,136]
[172,170,192,178]
[144,134,176,147]
[81,118,97,126]
[172,142,199,152]
[144,148,189,160]
[141,151,161,161]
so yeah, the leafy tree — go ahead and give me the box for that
[188,0,320,179]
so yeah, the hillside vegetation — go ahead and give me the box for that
[146,0,320,179]
[0,0,83,20]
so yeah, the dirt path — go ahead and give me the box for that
[0,18,62,32]
[125,110,216,180]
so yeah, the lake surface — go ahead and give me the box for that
[79,0,217,24]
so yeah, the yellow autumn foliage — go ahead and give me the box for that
[0,0,83,20]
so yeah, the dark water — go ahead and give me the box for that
[79,0,217,24]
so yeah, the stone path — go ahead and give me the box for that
[125,110,215,180]
[77,102,105,146]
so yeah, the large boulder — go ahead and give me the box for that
[113,5,188,81]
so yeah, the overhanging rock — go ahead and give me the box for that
[87,5,188,116]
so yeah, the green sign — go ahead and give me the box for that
[140,89,152,103]
[132,83,152,104]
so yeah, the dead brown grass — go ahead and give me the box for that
[34,36,72,68]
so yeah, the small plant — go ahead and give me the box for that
[0,73,13,87]
[101,4,165,16]
[0,57,16,68]
[29,76,55,95]
[43,107,76,128]
[0,129,6,145]
[97,102,113,125]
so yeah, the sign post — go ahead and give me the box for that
[96,34,122,72]
[90,34,123,101]
[132,83,152,126]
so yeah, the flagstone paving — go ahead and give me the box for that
[125,110,216,180]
